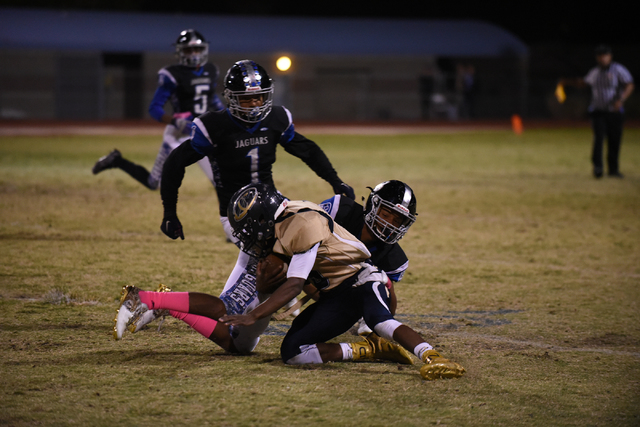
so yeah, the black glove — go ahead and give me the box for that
[332,182,355,200]
[161,215,184,240]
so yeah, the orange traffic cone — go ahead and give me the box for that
[511,114,523,135]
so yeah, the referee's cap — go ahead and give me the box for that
[594,44,612,55]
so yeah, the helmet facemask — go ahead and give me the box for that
[177,44,208,68]
[224,87,273,123]
[231,215,276,258]
[228,184,284,257]
[365,195,416,244]
[223,60,274,123]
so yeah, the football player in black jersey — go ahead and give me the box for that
[159,59,355,244]
[318,180,416,327]
[150,59,354,350]
[92,29,224,190]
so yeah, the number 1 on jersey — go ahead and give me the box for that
[247,147,259,183]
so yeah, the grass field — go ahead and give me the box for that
[1,125,639,426]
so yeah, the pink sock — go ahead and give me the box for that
[170,311,218,339]
[139,291,190,312]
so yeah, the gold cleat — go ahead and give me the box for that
[155,284,172,293]
[420,349,466,380]
[365,332,415,364]
[349,332,414,365]
[349,338,373,361]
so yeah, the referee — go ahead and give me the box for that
[562,45,635,178]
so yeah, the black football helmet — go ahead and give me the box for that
[227,183,285,257]
[174,29,208,67]
[364,180,417,244]
[223,60,274,123]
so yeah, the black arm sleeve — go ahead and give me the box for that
[334,197,366,237]
[282,132,343,188]
[160,140,205,215]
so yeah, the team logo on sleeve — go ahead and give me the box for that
[232,188,258,221]
[319,201,333,214]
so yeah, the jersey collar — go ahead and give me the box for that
[226,110,263,133]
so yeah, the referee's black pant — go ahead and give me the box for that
[590,110,624,176]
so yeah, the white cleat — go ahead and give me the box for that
[114,304,135,340]
[112,285,148,340]
[128,308,170,333]
[127,284,171,333]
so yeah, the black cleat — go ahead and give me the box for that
[92,149,121,175]
[608,172,624,179]
[593,167,603,179]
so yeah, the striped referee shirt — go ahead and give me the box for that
[584,62,634,111]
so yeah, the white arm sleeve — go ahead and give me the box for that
[286,242,320,280]
[220,250,252,294]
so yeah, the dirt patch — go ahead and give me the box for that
[579,332,640,348]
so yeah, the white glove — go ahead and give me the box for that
[171,118,194,135]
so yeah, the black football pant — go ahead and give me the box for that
[280,278,393,363]
[590,110,624,175]
[113,156,154,189]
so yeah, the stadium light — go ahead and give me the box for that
[276,56,292,72]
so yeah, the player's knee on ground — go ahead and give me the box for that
[230,330,260,355]
[280,333,320,363]
[280,335,299,363]
[282,344,323,364]
[228,316,270,354]
[231,336,259,355]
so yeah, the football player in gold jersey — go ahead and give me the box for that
[221,184,465,380]
[112,183,465,380]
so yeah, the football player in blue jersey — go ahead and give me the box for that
[156,59,354,331]
[92,29,224,189]
[159,59,355,244]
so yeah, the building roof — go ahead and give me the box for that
[0,7,528,57]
